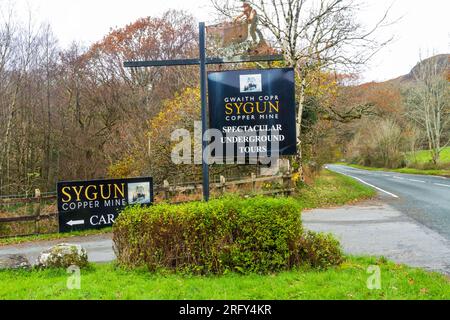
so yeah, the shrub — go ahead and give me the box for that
[113,196,303,274]
[298,231,345,270]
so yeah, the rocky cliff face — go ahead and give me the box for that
[391,54,449,84]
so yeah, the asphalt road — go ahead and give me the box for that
[303,199,450,275]
[0,234,115,265]
[326,164,450,240]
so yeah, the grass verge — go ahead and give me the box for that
[407,147,450,164]
[295,169,376,209]
[0,256,448,300]
[337,163,450,177]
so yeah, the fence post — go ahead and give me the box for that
[34,189,41,235]
[282,175,293,196]
[220,176,226,194]
[251,173,257,193]
[163,180,170,201]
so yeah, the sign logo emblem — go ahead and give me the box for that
[240,74,262,93]
[128,182,152,205]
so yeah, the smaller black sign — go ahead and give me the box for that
[57,177,153,233]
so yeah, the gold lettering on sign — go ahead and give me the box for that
[224,101,281,116]
[114,183,125,199]
[85,185,98,201]
[72,186,83,202]
[100,184,111,200]
[61,187,72,203]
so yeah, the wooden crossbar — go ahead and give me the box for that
[123,54,284,68]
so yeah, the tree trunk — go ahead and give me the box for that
[294,76,307,182]
[0,84,20,193]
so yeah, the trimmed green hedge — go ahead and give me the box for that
[113,196,343,274]
[298,231,344,270]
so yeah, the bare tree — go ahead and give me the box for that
[371,118,403,168]
[0,5,41,194]
[211,0,394,177]
[0,3,15,194]
[404,124,422,164]
[405,55,450,165]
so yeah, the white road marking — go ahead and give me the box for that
[336,171,399,198]
[434,183,450,188]
[408,179,426,183]
[393,176,405,180]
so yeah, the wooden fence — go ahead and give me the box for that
[0,174,294,238]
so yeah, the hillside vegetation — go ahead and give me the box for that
[339,55,449,172]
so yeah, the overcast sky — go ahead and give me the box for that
[7,0,450,82]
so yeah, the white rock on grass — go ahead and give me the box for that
[36,243,89,269]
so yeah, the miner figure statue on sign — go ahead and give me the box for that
[207,1,273,57]
[234,2,265,47]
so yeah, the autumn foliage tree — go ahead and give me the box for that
[0,8,200,194]
[146,87,202,183]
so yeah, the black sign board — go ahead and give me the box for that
[208,68,296,160]
[57,177,153,233]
